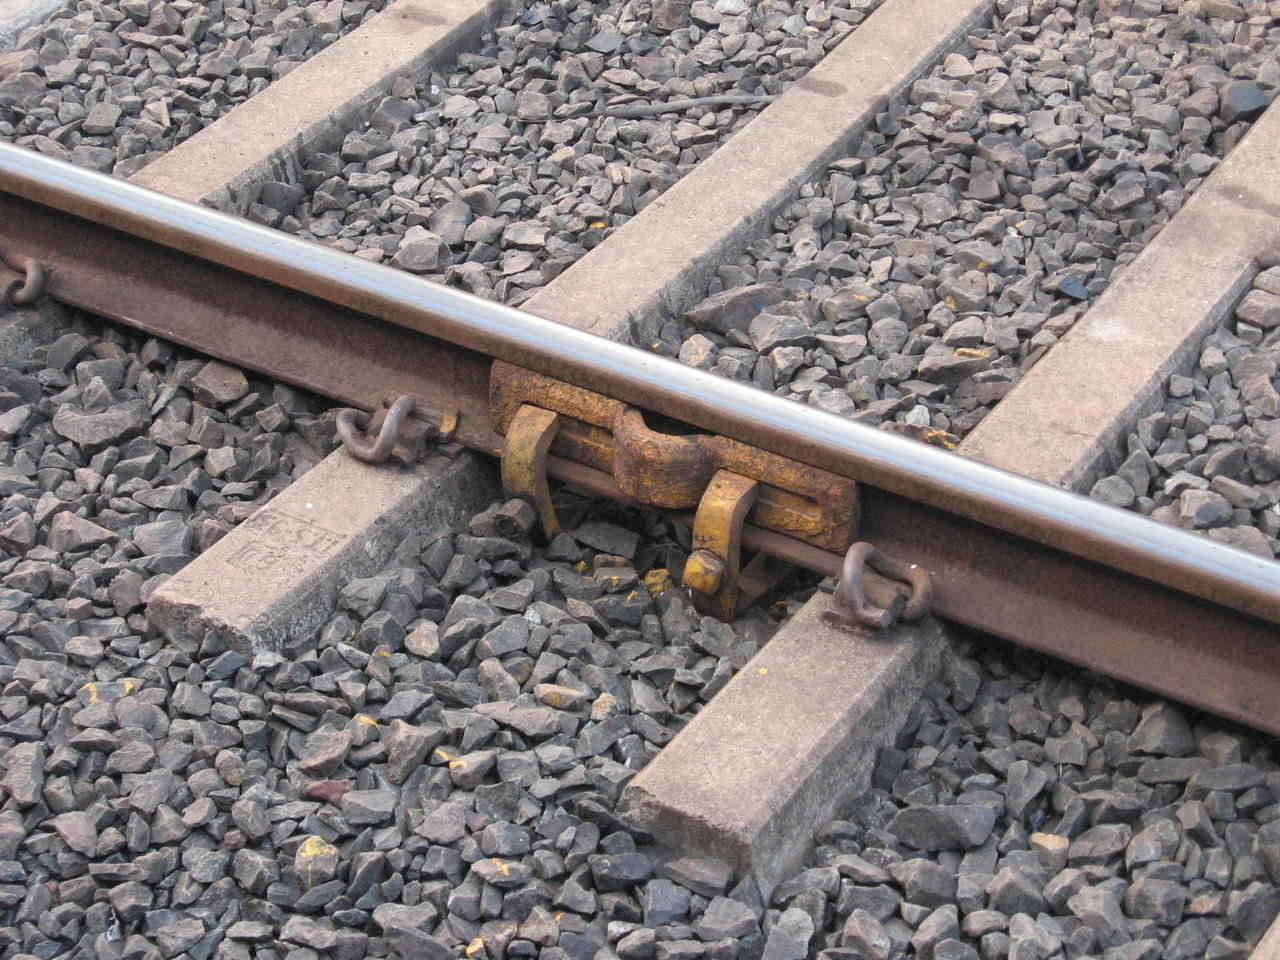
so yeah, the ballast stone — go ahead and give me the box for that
[696,896,760,940]
[887,804,997,851]
[51,402,148,451]
[46,512,117,552]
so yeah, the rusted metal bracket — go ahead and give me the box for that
[336,394,458,464]
[501,405,562,538]
[821,541,933,632]
[491,362,837,617]
[683,470,787,618]
[490,361,859,553]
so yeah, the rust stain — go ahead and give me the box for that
[1216,183,1280,220]
[397,5,446,25]
[795,76,847,98]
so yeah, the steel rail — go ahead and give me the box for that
[3,144,1280,731]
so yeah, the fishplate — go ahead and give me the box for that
[490,361,859,616]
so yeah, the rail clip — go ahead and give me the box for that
[0,247,46,306]
[336,395,458,464]
[822,542,933,632]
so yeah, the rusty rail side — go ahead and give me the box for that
[4,146,1280,732]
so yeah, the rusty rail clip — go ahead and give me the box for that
[0,247,46,306]
[822,541,933,632]
[501,404,562,537]
[337,395,458,464]
[683,469,787,619]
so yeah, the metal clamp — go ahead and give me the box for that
[490,361,859,552]
[822,541,932,631]
[1,247,46,306]
[337,394,462,465]
[337,395,417,463]
[501,404,562,538]
[683,470,786,619]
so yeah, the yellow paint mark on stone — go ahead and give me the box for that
[588,220,608,229]
[466,938,485,957]
[643,569,673,594]
[955,347,993,358]
[757,668,769,676]
[296,834,339,889]
[121,679,138,694]
[356,715,378,726]
[1030,831,1068,851]
[82,683,99,703]
[590,693,620,721]
[449,759,467,770]
[923,429,959,450]
[299,835,336,858]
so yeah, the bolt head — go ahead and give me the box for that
[683,549,725,595]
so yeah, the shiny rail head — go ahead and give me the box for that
[2,142,1280,624]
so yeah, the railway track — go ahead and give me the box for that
[2,0,1280,956]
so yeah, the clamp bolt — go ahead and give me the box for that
[683,549,726,596]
